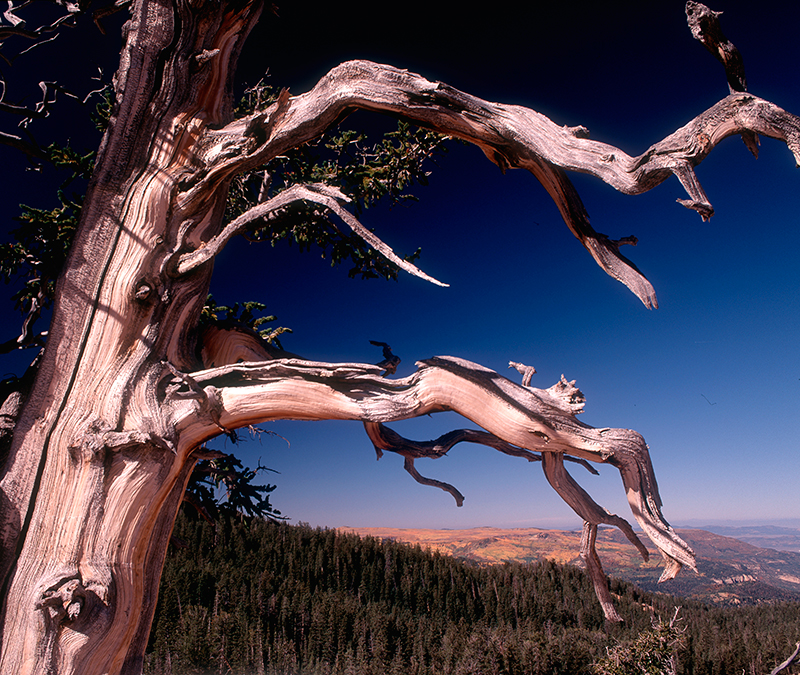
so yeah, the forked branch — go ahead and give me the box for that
[363,421,599,507]
[183,22,800,308]
[169,356,695,576]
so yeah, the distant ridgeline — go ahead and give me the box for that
[145,514,800,675]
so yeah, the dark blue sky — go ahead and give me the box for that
[2,1,798,530]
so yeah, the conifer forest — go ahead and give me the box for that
[144,514,800,675]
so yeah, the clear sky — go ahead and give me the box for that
[2,1,798,531]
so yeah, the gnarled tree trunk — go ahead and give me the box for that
[0,3,265,672]
[1,1,798,672]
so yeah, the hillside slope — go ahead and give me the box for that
[147,515,800,675]
[701,525,800,553]
[343,526,800,605]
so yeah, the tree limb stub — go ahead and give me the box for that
[171,356,696,583]
[185,58,800,307]
[685,1,761,158]
[686,1,747,94]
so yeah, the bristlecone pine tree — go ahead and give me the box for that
[0,2,798,673]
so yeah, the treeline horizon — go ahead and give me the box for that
[144,512,800,674]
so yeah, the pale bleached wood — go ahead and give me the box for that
[770,642,800,675]
[176,183,448,286]
[0,3,266,673]
[169,356,696,581]
[177,60,800,307]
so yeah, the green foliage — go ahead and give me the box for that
[200,295,292,348]
[45,142,96,179]
[90,84,115,133]
[2,76,447,345]
[0,193,82,335]
[2,73,447,511]
[1,87,106,348]
[144,515,800,675]
[227,79,448,281]
[593,611,684,675]
[185,452,282,522]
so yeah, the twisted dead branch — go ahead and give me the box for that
[169,355,696,621]
[174,43,800,308]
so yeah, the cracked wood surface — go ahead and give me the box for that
[180,61,800,308]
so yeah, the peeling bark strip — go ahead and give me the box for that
[0,1,797,671]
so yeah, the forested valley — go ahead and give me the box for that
[144,513,800,675]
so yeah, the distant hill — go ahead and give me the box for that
[342,526,800,605]
[699,525,800,553]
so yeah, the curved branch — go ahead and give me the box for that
[402,456,465,507]
[175,183,447,286]
[364,416,664,622]
[685,1,760,158]
[169,355,695,578]
[365,420,544,463]
[540,452,649,562]
[185,57,799,307]
[364,420,599,506]
[365,421,535,507]
[538,451,667,621]
[770,643,800,675]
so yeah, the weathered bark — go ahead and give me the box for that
[183,58,800,309]
[169,355,694,568]
[0,3,266,672]
[0,0,797,671]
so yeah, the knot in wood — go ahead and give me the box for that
[566,125,591,139]
[134,281,153,301]
[195,48,220,65]
[36,577,86,624]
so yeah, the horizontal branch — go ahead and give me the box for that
[168,355,695,577]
